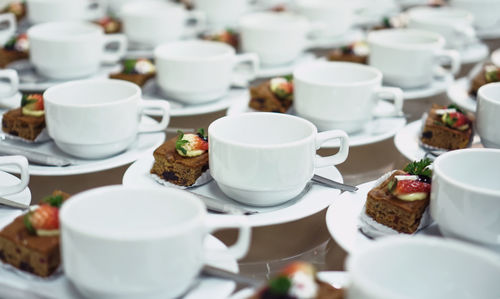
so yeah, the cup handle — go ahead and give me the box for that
[373,86,404,118]
[314,130,349,168]
[138,100,170,133]
[0,13,16,38]
[453,24,477,45]
[204,214,251,260]
[304,22,328,50]
[233,53,260,81]
[101,34,127,64]
[434,49,461,78]
[0,156,29,196]
[85,0,106,20]
[0,69,19,98]
[184,10,207,37]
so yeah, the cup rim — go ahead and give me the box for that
[43,79,140,108]
[239,11,310,30]
[293,61,382,87]
[27,21,103,41]
[120,0,184,16]
[208,112,317,149]
[154,40,235,62]
[60,185,206,240]
[408,6,474,22]
[433,148,500,197]
[478,82,500,105]
[367,28,445,49]
[346,236,500,299]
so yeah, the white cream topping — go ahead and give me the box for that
[352,41,369,56]
[435,108,457,115]
[395,175,418,181]
[485,65,497,73]
[176,133,206,157]
[396,192,428,201]
[22,107,44,117]
[270,77,288,93]
[15,38,29,52]
[135,59,155,74]
[288,271,318,299]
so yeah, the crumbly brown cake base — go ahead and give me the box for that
[150,137,209,187]
[109,72,155,87]
[0,49,28,68]
[249,280,344,299]
[2,108,46,141]
[420,105,472,150]
[365,170,429,234]
[328,50,367,64]
[249,82,292,113]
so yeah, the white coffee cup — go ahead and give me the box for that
[431,148,500,251]
[208,112,349,206]
[26,0,106,24]
[120,0,206,47]
[28,22,127,79]
[0,13,16,45]
[407,7,476,50]
[43,79,170,159]
[477,82,500,149]
[154,40,259,104]
[450,0,500,29]
[192,0,250,28]
[0,69,19,98]
[294,0,354,37]
[239,12,323,66]
[294,61,404,133]
[0,156,29,196]
[346,236,500,299]
[60,185,251,299]
[368,29,461,89]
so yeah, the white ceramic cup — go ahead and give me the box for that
[407,7,476,50]
[26,0,106,24]
[120,0,206,47]
[0,156,29,196]
[154,40,259,104]
[0,13,16,45]
[346,236,500,299]
[192,0,250,28]
[43,79,170,159]
[450,0,500,29]
[28,22,127,79]
[239,12,323,66]
[208,112,349,206]
[60,185,251,299]
[294,61,404,133]
[477,82,500,149]
[431,148,500,251]
[0,69,19,98]
[368,29,461,89]
[294,0,354,37]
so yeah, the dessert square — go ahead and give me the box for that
[0,33,29,68]
[470,64,500,96]
[328,41,368,64]
[109,59,156,87]
[249,77,293,113]
[2,108,45,141]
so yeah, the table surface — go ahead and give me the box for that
[19,38,500,289]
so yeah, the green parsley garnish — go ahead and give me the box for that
[387,179,396,192]
[197,128,207,141]
[382,17,391,28]
[268,276,291,295]
[42,195,64,208]
[175,130,189,155]
[123,59,137,74]
[283,74,293,82]
[23,213,35,234]
[485,69,499,82]
[447,104,463,114]
[403,159,432,177]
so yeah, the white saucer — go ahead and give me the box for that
[229,271,348,299]
[325,180,442,253]
[0,115,165,176]
[142,79,249,117]
[393,119,427,162]
[460,42,489,64]
[446,77,476,113]
[0,82,21,110]
[122,155,343,227]
[6,60,121,92]
[227,98,407,147]
[234,52,316,79]
[476,24,500,40]
[0,170,31,208]
[385,72,454,100]
[0,208,237,299]
[491,48,500,67]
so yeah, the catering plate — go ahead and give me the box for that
[446,77,476,113]
[227,99,407,148]
[6,60,122,92]
[459,42,489,65]
[385,72,454,100]
[229,271,348,299]
[0,170,31,208]
[122,155,343,227]
[142,80,250,116]
[0,205,237,299]
[0,115,165,176]
[0,82,21,110]
[393,120,427,162]
[325,180,441,253]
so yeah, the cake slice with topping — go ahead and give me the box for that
[365,159,432,234]
[0,33,29,68]
[249,75,293,113]
[470,64,500,96]
[109,58,156,87]
[202,28,239,49]
[2,93,46,141]
[150,129,209,187]
[94,16,122,34]
[328,41,369,64]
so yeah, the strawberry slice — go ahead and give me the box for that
[21,94,44,111]
[394,180,431,195]
[442,112,469,129]
[192,135,208,151]
[281,262,315,277]
[24,204,59,234]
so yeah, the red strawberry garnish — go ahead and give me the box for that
[24,204,59,234]
[442,111,469,129]
[393,180,431,195]
[21,94,44,111]
[192,135,208,151]
[281,262,315,277]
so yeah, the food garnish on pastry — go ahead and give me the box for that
[249,75,293,113]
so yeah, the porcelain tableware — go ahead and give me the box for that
[407,7,476,50]
[154,40,258,104]
[293,0,354,37]
[120,0,205,47]
[368,29,461,89]
[346,236,500,299]
[294,61,404,133]
[450,0,500,29]
[60,185,251,299]
[208,112,349,206]
[43,79,170,159]
[27,21,127,79]
[477,82,500,148]
[431,148,500,251]
[192,0,249,28]
[26,0,106,24]
[0,156,28,196]
[0,13,16,45]
[0,69,18,98]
